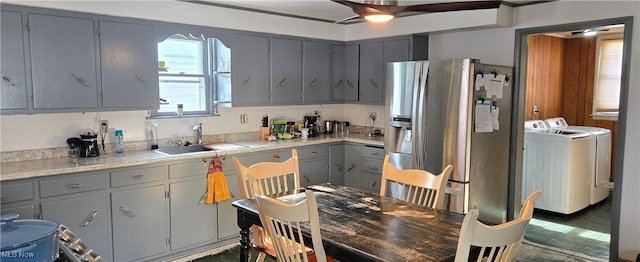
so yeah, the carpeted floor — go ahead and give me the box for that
[188,240,605,262]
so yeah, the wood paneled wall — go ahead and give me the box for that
[525,34,618,182]
[563,37,618,181]
[525,35,566,120]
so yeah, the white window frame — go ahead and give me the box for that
[592,34,623,121]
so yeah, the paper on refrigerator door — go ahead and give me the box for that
[474,101,493,133]
[491,106,500,130]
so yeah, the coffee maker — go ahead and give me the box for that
[67,134,100,157]
[303,116,319,137]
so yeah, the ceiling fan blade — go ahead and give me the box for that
[334,14,361,24]
[402,0,503,13]
[331,0,401,16]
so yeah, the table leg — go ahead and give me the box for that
[238,209,251,262]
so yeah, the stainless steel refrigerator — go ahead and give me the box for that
[384,58,512,224]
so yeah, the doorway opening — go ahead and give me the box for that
[511,17,633,260]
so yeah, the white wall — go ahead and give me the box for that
[428,1,640,260]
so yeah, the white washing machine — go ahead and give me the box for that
[523,120,593,214]
[544,117,612,204]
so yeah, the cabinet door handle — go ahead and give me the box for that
[197,192,207,205]
[307,78,317,88]
[336,164,342,172]
[133,175,144,179]
[370,166,378,171]
[67,184,82,189]
[134,74,148,87]
[347,164,355,172]
[0,73,16,86]
[369,79,378,89]
[81,211,99,227]
[273,154,280,159]
[311,151,317,156]
[333,79,343,89]
[276,77,286,88]
[120,206,136,217]
[371,152,379,156]
[72,73,89,87]
[304,175,310,183]
[346,79,354,89]
[371,181,377,187]
[241,77,250,88]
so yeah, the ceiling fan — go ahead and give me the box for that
[331,0,503,24]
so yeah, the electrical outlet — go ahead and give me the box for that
[369,112,378,121]
[100,120,109,134]
[533,105,539,114]
[240,114,248,124]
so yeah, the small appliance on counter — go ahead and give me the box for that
[67,129,100,158]
[304,116,319,137]
[324,120,334,134]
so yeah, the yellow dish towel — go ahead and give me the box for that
[205,157,231,204]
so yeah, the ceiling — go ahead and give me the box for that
[181,0,550,24]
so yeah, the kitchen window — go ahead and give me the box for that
[592,35,623,121]
[153,34,230,117]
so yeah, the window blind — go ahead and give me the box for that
[595,38,623,113]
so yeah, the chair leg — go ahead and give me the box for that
[256,251,266,262]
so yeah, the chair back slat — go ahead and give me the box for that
[380,155,453,209]
[232,149,300,199]
[255,190,327,262]
[499,189,543,261]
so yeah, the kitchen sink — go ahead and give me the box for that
[154,143,248,156]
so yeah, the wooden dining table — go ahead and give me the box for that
[232,183,465,262]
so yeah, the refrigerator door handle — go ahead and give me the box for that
[412,61,429,170]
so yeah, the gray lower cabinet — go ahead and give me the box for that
[257,149,294,163]
[344,144,362,188]
[0,10,28,110]
[330,45,345,101]
[217,173,242,239]
[270,37,303,103]
[299,159,328,188]
[99,20,158,109]
[358,42,384,103]
[169,178,217,250]
[0,181,35,219]
[28,13,98,109]
[329,144,345,185]
[111,185,168,261]
[233,34,270,106]
[303,41,331,103]
[41,194,112,261]
[344,44,360,101]
[360,145,385,193]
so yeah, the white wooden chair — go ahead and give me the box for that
[254,188,334,262]
[233,149,301,199]
[232,149,303,261]
[499,189,542,261]
[379,154,453,209]
[455,209,531,262]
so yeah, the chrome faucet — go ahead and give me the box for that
[193,121,204,144]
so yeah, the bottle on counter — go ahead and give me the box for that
[115,130,124,153]
[150,123,159,150]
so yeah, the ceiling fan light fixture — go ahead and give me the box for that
[583,29,597,36]
[364,14,394,22]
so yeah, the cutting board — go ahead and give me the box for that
[203,143,246,151]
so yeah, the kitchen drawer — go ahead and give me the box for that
[220,154,256,174]
[297,145,327,160]
[169,160,208,179]
[40,173,107,198]
[1,182,34,204]
[256,149,293,163]
[362,145,384,160]
[361,159,383,175]
[361,173,381,193]
[111,166,166,187]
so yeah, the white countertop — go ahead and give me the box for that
[0,134,384,182]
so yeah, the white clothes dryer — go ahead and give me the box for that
[544,117,611,204]
[523,120,592,214]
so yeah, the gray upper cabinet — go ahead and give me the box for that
[233,34,270,106]
[358,42,384,103]
[99,20,158,109]
[270,38,303,103]
[344,44,359,101]
[330,45,345,101]
[383,39,410,63]
[28,14,98,109]
[303,41,331,103]
[1,11,28,110]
